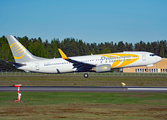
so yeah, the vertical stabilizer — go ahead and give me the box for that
[6,35,46,63]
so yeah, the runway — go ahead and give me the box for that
[0,86,167,92]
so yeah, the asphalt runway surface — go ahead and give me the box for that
[0,86,167,92]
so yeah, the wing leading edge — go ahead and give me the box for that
[58,49,96,71]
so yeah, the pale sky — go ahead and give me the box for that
[0,0,167,44]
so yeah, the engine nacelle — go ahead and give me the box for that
[93,64,111,73]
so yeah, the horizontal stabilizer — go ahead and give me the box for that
[7,61,26,67]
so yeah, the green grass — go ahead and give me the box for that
[1,72,167,76]
[0,75,167,87]
[0,92,167,120]
[0,75,167,119]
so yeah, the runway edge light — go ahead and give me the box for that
[121,82,126,87]
[14,84,22,103]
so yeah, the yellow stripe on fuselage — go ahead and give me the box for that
[100,53,139,68]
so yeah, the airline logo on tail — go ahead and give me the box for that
[10,42,25,59]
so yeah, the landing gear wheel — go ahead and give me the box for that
[84,73,89,78]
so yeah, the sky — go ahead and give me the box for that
[0,0,167,44]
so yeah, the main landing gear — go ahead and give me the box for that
[84,73,89,78]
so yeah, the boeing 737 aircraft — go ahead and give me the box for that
[6,35,162,78]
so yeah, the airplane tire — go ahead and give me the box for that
[84,73,89,78]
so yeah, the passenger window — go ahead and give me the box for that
[150,54,155,56]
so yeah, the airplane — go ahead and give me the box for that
[6,35,162,78]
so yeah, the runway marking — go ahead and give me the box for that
[128,88,167,91]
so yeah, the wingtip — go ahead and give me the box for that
[58,48,68,59]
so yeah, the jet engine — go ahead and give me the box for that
[92,64,111,73]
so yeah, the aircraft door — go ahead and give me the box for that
[142,53,146,61]
[35,63,39,70]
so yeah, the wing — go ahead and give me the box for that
[58,49,96,71]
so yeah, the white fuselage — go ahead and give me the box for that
[18,51,162,73]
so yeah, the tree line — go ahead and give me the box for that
[0,35,166,71]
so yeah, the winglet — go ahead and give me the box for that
[58,48,68,59]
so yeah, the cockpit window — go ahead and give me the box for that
[150,54,155,56]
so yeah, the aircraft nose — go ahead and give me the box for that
[156,56,162,62]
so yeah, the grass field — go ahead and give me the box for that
[0,75,167,119]
[0,75,167,87]
[0,92,167,120]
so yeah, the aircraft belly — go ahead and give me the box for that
[41,65,73,73]
[42,67,56,73]
[55,65,73,73]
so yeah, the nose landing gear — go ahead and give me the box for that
[84,73,89,78]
